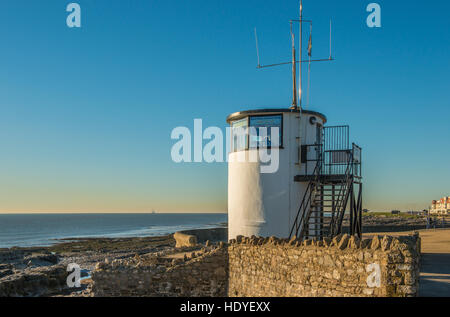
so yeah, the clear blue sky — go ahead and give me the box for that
[0,0,449,213]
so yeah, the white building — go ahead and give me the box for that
[430,197,450,215]
[226,2,363,241]
[227,109,325,239]
[227,108,363,241]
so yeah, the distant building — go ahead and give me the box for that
[430,197,450,215]
[391,210,401,215]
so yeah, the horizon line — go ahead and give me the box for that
[0,211,228,215]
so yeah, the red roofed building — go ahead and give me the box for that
[430,197,450,215]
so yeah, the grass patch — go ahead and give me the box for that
[363,212,423,219]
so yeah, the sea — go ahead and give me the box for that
[0,213,227,249]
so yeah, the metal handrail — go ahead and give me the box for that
[289,151,323,239]
[328,152,354,236]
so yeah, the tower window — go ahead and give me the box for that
[230,114,283,152]
[249,115,283,149]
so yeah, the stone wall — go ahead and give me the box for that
[91,233,420,297]
[91,244,228,297]
[228,233,421,297]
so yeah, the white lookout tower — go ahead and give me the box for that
[227,1,363,241]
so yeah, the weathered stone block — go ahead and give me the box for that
[174,232,198,248]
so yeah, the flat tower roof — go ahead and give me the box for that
[226,108,327,124]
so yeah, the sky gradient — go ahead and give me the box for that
[0,0,449,213]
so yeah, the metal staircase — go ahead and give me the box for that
[289,126,362,241]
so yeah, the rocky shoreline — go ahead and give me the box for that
[0,227,227,297]
[0,215,448,297]
[0,235,177,296]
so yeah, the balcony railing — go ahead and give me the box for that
[300,125,362,179]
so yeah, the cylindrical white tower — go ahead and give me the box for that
[227,108,326,240]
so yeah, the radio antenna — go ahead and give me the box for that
[290,22,297,108]
[254,28,261,68]
[254,1,334,111]
[329,19,333,59]
[298,0,303,110]
[307,22,312,107]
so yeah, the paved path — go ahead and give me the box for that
[365,228,450,297]
[415,229,450,297]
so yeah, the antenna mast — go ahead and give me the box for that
[307,22,312,107]
[291,22,297,109]
[329,19,333,59]
[254,0,334,110]
[254,28,261,68]
[298,0,303,111]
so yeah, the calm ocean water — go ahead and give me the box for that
[0,213,227,248]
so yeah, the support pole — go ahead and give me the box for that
[290,22,297,109]
[298,0,303,110]
[350,183,354,235]
[307,22,312,107]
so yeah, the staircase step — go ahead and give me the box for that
[317,186,346,189]
[318,191,346,194]
[315,192,346,195]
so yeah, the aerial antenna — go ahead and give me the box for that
[298,0,303,110]
[254,1,334,111]
[307,22,312,107]
[254,28,261,68]
[290,22,297,108]
[329,19,333,59]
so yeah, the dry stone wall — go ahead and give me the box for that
[228,233,421,297]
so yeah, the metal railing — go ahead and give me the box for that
[300,125,361,177]
[289,151,323,239]
[328,151,355,236]
[290,125,363,240]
